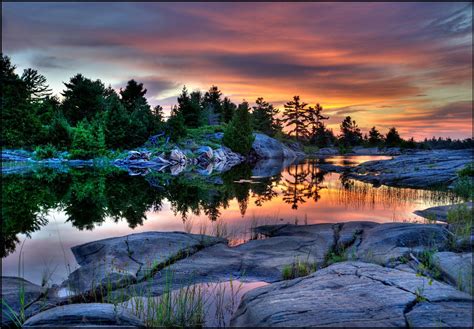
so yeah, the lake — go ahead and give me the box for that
[1,155,459,286]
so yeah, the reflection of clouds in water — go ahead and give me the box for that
[1,157,459,285]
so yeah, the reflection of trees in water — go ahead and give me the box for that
[281,159,327,209]
[335,173,460,210]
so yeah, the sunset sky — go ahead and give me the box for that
[3,2,472,139]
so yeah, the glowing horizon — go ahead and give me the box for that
[2,2,472,140]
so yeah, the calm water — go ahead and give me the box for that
[1,156,459,286]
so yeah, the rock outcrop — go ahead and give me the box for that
[414,202,473,222]
[347,149,472,188]
[252,133,303,160]
[1,277,45,327]
[22,303,144,328]
[230,261,473,327]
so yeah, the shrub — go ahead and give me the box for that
[69,121,106,159]
[453,164,474,200]
[34,144,59,160]
[447,204,472,242]
[282,258,316,280]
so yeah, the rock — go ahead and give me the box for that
[62,232,224,296]
[1,277,44,327]
[108,223,337,300]
[195,146,213,160]
[22,303,144,328]
[1,149,33,162]
[231,261,473,327]
[252,133,296,159]
[346,149,472,188]
[414,202,473,222]
[170,164,185,176]
[251,158,286,178]
[405,300,473,328]
[315,147,338,156]
[433,252,473,294]
[169,149,186,164]
[126,151,151,161]
[353,223,450,266]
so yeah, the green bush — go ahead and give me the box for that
[453,164,474,200]
[447,204,472,242]
[34,144,59,160]
[69,121,106,159]
[282,258,316,280]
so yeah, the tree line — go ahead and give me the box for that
[2,54,471,158]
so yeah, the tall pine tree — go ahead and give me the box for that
[282,96,310,141]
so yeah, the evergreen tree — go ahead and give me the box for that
[46,112,72,148]
[385,127,402,147]
[307,103,329,143]
[176,86,203,128]
[21,68,52,100]
[368,126,383,146]
[61,74,106,125]
[1,55,42,147]
[223,101,255,155]
[104,92,130,149]
[282,96,310,141]
[166,107,187,142]
[222,97,236,124]
[252,97,278,136]
[339,116,362,146]
[203,85,222,124]
[119,79,147,113]
[151,105,165,131]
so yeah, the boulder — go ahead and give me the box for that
[315,147,338,156]
[22,303,144,328]
[62,232,224,296]
[169,149,186,164]
[231,261,473,327]
[126,151,151,161]
[352,223,450,265]
[405,300,473,328]
[1,277,44,327]
[433,252,473,294]
[252,133,296,159]
[414,202,473,222]
[195,146,213,160]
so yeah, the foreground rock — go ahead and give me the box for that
[231,261,473,327]
[351,223,450,266]
[414,202,473,222]
[62,232,224,296]
[433,252,473,294]
[23,303,144,328]
[1,277,45,326]
[346,149,472,188]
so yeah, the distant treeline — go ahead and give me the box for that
[1,54,472,158]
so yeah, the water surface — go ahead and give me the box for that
[1,156,458,285]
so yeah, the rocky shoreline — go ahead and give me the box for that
[318,149,473,188]
[2,218,472,328]
[1,133,305,176]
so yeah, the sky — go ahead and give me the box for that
[2,2,473,140]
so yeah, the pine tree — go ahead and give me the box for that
[340,116,362,146]
[61,74,106,125]
[368,126,383,146]
[222,97,236,123]
[306,103,329,143]
[120,79,147,113]
[252,97,277,136]
[385,127,402,147]
[70,120,105,159]
[281,96,310,141]
[104,92,130,149]
[21,68,52,100]
[223,101,255,155]
[203,85,222,124]
[166,107,187,142]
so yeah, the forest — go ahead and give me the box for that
[2,54,472,160]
